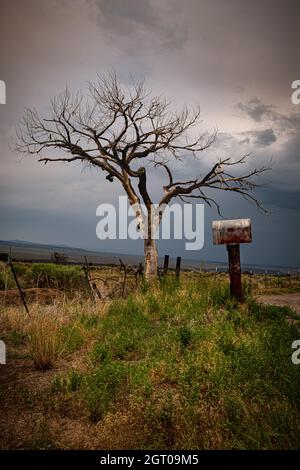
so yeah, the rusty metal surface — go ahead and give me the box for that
[212,218,252,245]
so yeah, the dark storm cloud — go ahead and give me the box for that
[280,134,300,164]
[237,97,300,134]
[98,0,187,50]
[270,111,300,133]
[258,187,300,212]
[1,0,300,267]
[237,98,273,123]
[239,128,277,147]
[101,0,155,23]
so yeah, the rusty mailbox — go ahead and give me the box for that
[212,218,252,302]
[212,218,252,245]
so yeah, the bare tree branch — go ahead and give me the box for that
[16,71,269,222]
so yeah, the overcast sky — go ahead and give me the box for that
[0,0,299,267]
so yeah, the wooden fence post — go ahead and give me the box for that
[163,255,169,275]
[9,259,29,313]
[175,256,181,279]
[249,269,253,289]
[119,258,127,297]
[82,256,95,301]
[264,269,267,288]
[226,244,243,302]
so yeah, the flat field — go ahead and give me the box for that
[0,263,300,449]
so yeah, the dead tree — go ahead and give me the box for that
[16,72,269,279]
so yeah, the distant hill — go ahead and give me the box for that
[0,239,142,266]
[0,239,298,274]
[0,239,91,251]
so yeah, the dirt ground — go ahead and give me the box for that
[0,352,104,449]
[0,288,62,306]
[257,293,300,315]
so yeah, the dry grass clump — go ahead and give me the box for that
[27,313,62,371]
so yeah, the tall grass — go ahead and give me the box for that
[79,277,300,448]
[27,314,62,370]
[2,272,300,449]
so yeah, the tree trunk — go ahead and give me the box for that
[144,238,158,280]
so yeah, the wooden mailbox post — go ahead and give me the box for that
[212,218,252,302]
